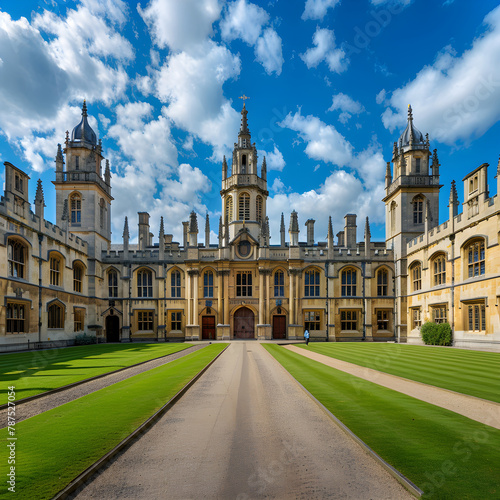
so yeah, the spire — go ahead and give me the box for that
[408,105,415,146]
[189,211,198,233]
[327,216,334,251]
[82,99,88,117]
[56,143,64,162]
[364,217,371,258]
[222,155,227,180]
[123,216,130,240]
[399,104,425,149]
[35,179,45,205]
[159,216,164,240]
[364,216,371,239]
[408,104,413,124]
[264,216,270,247]
[400,153,407,176]
[392,141,398,160]
[105,159,111,185]
[431,149,440,177]
[280,212,286,247]
[218,216,223,248]
[385,161,392,189]
[425,133,430,149]
[289,211,299,246]
[497,154,500,176]
[239,103,250,137]
[205,212,210,248]
[71,99,97,145]
[262,156,267,181]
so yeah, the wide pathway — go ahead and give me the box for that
[74,342,412,499]
[286,345,500,430]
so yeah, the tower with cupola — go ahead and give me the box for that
[53,100,113,264]
[220,103,269,247]
[383,105,442,341]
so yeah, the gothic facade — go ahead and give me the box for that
[0,103,498,349]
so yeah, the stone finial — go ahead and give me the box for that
[280,212,285,247]
[205,212,210,247]
[400,153,407,176]
[327,216,334,248]
[61,199,69,221]
[222,155,227,180]
[262,156,267,180]
[239,102,250,136]
[289,211,299,233]
[159,216,164,240]
[123,216,130,240]
[392,141,398,159]
[105,159,111,184]
[35,179,45,205]
[385,161,392,187]
[218,216,223,248]
[425,133,430,149]
[56,144,64,162]
[364,216,371,239]
[189,211,198,233]
[82,99,88,117]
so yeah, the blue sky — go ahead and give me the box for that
[1,0,500,245]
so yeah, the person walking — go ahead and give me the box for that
[304,329,310,346]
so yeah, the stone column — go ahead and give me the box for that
[186,270,191,326]
[217,270,230,340]
[289,269,295,325]
[259,270,264,325]
[187,269,200,340]
[265,271,270,324]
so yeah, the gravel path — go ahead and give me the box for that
[0,344,205,428]
[285,345,500,430]
[73,342,413,500]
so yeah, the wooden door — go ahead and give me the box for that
[202,316,216,340]
[272,315,287,339]
[106,315,120,342]
[233,307,254,339]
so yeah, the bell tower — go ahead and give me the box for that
[53,100,113,260]
[220,102,269,244]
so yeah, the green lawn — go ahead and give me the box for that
[1,343,227,500]
[298,343,500,403]
[0,343,191,404]
[264,344,500,500]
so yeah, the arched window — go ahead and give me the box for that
[137,269,153,298]
[241,154,247,173]
[274,270,284,297]
[377,269,388,296]
[108,269,118,297]
[50,254,62,287]
[225,196,233,224]
[238,193,250,221]
[48,303,64,329]
[341,268,357,297]
[433,255,446,286]
[390,201,396,233]
[6,302,26,334]
[413,196,423,224]
[99,199,105,229]
[73,262,84,293]
[256,195,263,224]
[8,239,26,279]
[171,270,181,298]
[304,269,320,297]
[70,193,81,224]
[411,263,422,291]
[466,240,485,278]
[204,270,214,298]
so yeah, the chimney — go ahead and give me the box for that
[138,212,150,251]
[289,211,299,247]
[305,219,315,246]
[337,231,345,247]
[182,221,189,249]
[344,214,357,248]
[189,211,198,247]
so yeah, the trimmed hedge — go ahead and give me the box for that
[74,333,98,345]
[420,321,452,346]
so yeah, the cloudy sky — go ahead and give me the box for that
[1,0,500,245]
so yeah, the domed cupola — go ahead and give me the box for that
[399,105,425,151]
[71,100,97,145]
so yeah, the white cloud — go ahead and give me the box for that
[259,144,285,171]
[370,0,411,7]
[107,102,178,169]
[255,27,284,75]
[154,41,241,159]
[302,0,340,21]
[300,27,348,73]
[221,0,283,75]
[271,177,286,193]
[280,111,353,167]
[221,0,269,45]
[375,89,387,105]
[138,0,221,52]
[328,93,365,123]
[382,5,500,145]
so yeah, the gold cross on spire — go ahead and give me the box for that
[239,94,250,102]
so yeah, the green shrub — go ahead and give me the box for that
[420,322,452,346]
[74,333,97,345]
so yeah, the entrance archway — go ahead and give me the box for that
[233,307,255,339]
[106,314,120,342]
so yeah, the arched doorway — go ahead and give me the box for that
[272,315,287,339]
[233,307,255,339]
[106,314,120,342]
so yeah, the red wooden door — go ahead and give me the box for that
[272,315,286,339]
[233,307,254,339]
[202,316,216,340]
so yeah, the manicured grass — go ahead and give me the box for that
[0,343,191,404]
[264,344,500,500]
[1,343,227,500]
[297,343,500,403]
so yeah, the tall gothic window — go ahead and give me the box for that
[73,262,83,293]
[274,270,284,297]
[6,302,26,334]
[48,303,64,329]
[341,268,357,297]
[413,196,423,224]
[411,263,422,291]
[415,157,421,174]
[137,269,153,298]
[256,195,263,224]
[204,270,214,298]
[225,196,233,223]
[70,193,81,224]
[238,193,250,220]
[99,199,105,229]
[377,268,388,296]
[390,201,396,234]
[433,255,446,286]
[304,269,320,297]
[50,255,62,287]
[466,240,485,278]
[171,270,181,298]
[241,154,247,174]
[8,239,26,279]
[108,269,118,297]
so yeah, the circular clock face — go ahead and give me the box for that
[238,240,251,257]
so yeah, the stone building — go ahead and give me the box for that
[0,102,498,348]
